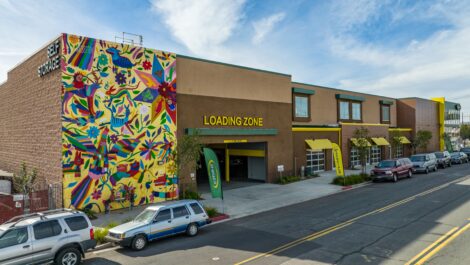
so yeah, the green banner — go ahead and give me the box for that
[203,148,223,199]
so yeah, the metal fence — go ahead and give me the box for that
[0,183,62,224]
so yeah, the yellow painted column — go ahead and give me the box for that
[225,147,230,182]
[431,97,445,151]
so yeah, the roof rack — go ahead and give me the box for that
[3,208,81,226]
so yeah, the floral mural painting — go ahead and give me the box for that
[61,34,177,212]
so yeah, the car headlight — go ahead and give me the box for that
[120,233,126,239]
[385,171,392,174]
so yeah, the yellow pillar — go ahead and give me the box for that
[225,146,230,182]
[431,97,445,151]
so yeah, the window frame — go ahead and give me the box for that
[0,227,29,249]
[172,206,190,219]
[337,99,362,122]
[292,93,311,122]
[33,220,62,240]
[154,209,172,223]
[380,104,391,124]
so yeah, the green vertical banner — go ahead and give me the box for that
[203,148,223,199]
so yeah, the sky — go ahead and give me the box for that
[1,0,470,114]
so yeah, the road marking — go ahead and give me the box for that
[92,246,121,254]
[234,175,470,265]
[406,222,470,265]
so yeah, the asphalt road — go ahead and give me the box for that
[84,164,470,265]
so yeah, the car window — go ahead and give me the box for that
[64,216,89,231]
[190,203,204,215]
[33,220,62,240]
[396,160,401,166]
[154,209,171,222]
[173,206,190,218]
[411,155,425,162]
[0,227,28,249]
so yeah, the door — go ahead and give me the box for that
[171,206,191,234]
[395,160,405,176]
[149,209,172,240]
[189,202,208,224]
[31,220,67,262]
[0,227,31,265]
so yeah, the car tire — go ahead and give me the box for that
[407,170,412,178]
[131,235,147,251]
[393,173,398,182]
[186,223,199,237]
[434,165,437,172]
[425,167,429,174]
[55,247,81,265]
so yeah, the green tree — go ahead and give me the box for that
[175,131,204,198]
[461,124,470,141]
[12,162,38,195]
[389,131,403,158]
[412,130,433,153]
[353,127,370,174]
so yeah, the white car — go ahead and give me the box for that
[105,200,211,250]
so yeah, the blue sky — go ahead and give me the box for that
[1,0,470,113]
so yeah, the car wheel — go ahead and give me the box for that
[448,162,452,167]
[407,170,412,178]
[434,165,437,172]
[393,173,398,182]
[186,223,199,237]
[55,247,81,265]
[425,167,429,174]
[132,235,147,251]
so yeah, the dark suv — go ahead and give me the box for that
[370,158,413,182]
[434,151,452,168]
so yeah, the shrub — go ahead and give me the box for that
[94,227,109,244]
[181,190,202,200]
[332,173,371,186]
[105,222,119,229]
[121,217,133,223]
[277,175,301,185]
[204,206,219,218]
[83,208,97,220]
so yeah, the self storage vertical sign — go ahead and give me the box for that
[203,148,223,199]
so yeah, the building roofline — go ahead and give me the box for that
[292,81,397,100]
[177,54,291,78]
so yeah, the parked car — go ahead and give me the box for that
[434,151,452,168]
[0,209,96,265]
[410,153,438,173]
[105,200,211,251]
[459,147,470,157]
[370,158,413,182]
[450,152,469,164]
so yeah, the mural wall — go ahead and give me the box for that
[61,34,177,212]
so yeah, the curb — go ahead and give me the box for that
[91,242,113,252]
[341,181,372,190]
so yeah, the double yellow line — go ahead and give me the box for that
[234,175,470,265]
[406,221,470,265]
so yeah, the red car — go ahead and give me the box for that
[370,158,414,182]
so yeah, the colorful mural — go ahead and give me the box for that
[61,34,177,212]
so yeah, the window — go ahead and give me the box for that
[350,147,360,168]
[65,216,88,231]
[33,220,62,240]
[381,104,390,123]
[352,103,361,120]
[338,100,362,122]
[154,209,171,222]
[172,206,189,218]
[0,228,28,249]
[190,203,204,215]
[293,94,310,120]
[395,145,404,158]
[370,146,381,164]
[306,150,325,174]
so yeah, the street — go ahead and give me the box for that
[84,165,470,265]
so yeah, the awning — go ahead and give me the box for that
[371,137,390,146]
[305,139,333,150]
[399,136,411,144]
[350,138,372,147]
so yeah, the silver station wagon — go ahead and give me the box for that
[105,200,211,250]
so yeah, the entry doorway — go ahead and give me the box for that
[196,142,267,192]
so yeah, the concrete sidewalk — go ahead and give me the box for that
[91,167,371,227]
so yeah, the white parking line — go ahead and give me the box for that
[92,246,121,254]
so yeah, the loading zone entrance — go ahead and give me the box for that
[197,142,267,189]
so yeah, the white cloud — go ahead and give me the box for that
[151,0,246,58]
[252,12,285,44]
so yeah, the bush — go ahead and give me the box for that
[181,190,202,200]
[105,222,119,229]
[83,208,97,220]
[277,175,301,185]
[94,227,109,244]
[332,174,371,186]
[204,206,219,218]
